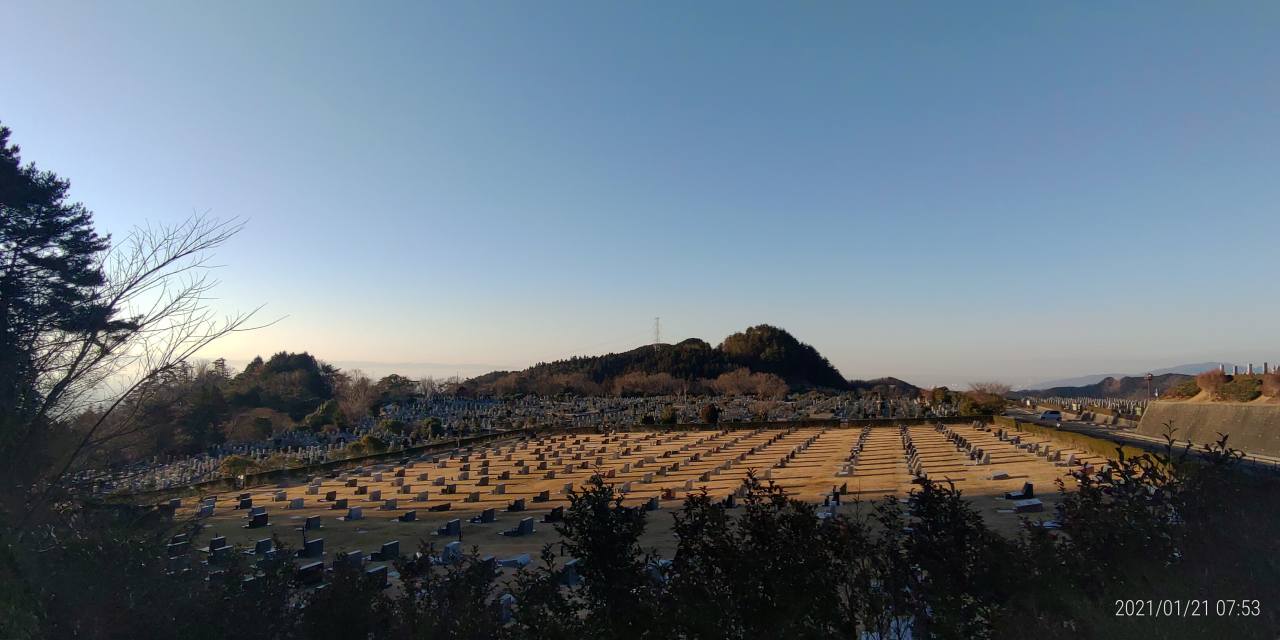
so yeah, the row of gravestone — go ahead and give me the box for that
[774,429,828,470]
[936,424,992,466]
[837,425,874,476]
[195,427,831,530]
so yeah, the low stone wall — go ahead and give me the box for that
[1138,401,1280,457]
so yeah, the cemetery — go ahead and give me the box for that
[7,18,1278,633]
[178,420,1107,577]
[82,392,963,497]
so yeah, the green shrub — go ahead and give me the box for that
[415,417,444,438]
[377,418,407,434]
[359,434,387,453]
[659,406,678,424]
[302,399,343,431]
[217,455,259,476]
[1165,378,1200,399]
[1218,375,1262,402]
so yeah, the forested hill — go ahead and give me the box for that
[468,325,893,395]
[1012,373,1192,400]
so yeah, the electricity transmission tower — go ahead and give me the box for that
[653,317,662,347]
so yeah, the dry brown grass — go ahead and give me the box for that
[188,425,1105,561]
[1196,369,1228,398]
[1263,372,1280,399]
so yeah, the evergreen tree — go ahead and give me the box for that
[0,122,122,457]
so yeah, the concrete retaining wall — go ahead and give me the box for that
[1138,401,1280,457]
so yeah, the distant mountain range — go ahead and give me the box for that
[1018,363,1237,391]
[466,324,919,396]
[1011,373,1197,400]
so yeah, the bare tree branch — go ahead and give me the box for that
[13,214,272,531]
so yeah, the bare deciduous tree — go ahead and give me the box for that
[710,368,788,399]
[417,376,440,399]
[8,215,265,528]
[334,369,377,424]
[966,381,1011,397]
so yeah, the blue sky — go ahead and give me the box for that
[4,2,1278,388]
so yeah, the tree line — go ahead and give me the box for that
[468,327,863,397]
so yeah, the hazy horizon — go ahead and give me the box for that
[6,2,1278,387]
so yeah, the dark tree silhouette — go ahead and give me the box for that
[0,123,115,460]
